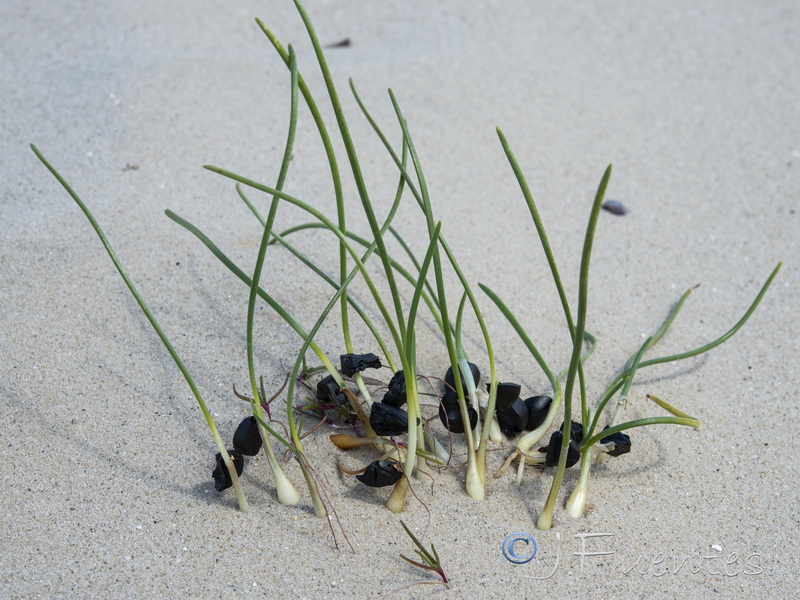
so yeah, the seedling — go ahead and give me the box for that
[31,144,250,512]
[481,130,782,528]
[396,521,449,591]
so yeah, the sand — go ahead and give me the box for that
[2,1,798,598]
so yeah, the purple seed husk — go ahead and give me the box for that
[601,199,628,215]
[601,428,632,457]
[496,397,529,436]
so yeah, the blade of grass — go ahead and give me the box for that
[268,228,395,372]
[389,225,441,307]
[401,222,442,487]
[566,334,650,518]
[280,193,425,499]
[580,414,701,450]
[622,285,695,372]
[238,185,396,370]
[399,521,448,586]
[266,222,446,334]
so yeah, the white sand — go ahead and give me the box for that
[2,0,798,598]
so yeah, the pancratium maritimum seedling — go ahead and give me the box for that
[31,144,250,513]
[481,131,782,529]
[33,0,782,548]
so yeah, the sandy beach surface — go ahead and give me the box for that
[3,1,798,598]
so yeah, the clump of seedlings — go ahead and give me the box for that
[481,132,782,528]
[33,0,782,540]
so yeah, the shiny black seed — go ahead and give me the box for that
[524,395,553,431]
[496,397,529,436]
[492,382,522,412]
[340,353,382,377]
[444,362,481,391]
[601,428,632,457]
[316,374,347,407]
[356,460,403,487]
[212,450,244,491]
[543,431,581,468]
[382,370,407,407]
[232,416,262,456]
[370,401,410,436]
[438,399,478,434]
[440,389,459,409]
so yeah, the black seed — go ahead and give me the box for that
[601,428,632,457]
[356,460,402,487]
[316,375,347,407]
[438,397,478,434]
[602,199,628,215]
[492,382,522,411]
[440,390,459,409]
[340,353,382,377]
[382,370,407,407]
[543,431,581,468]
[232,416,262,456]
[212,451,244,491]
[558,420,584,443]
[496,397,529,435]
[524,395,553,431]
[370,401,410,436]
[498,422,522,438]
[444,362,481,391]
